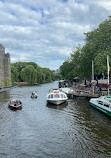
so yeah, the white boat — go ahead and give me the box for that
[89,96,111,117]
[31,91,38,98]
[47,89,68,105]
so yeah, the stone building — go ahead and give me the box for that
[0,44,11,88]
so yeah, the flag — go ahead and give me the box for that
[107,55,110,73]
[92,61,94,80]
[107,55,110,95]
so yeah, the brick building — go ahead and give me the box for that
[0,44,11,88]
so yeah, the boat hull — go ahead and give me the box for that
[47,99,67,105]
[8,104,22,110]
[31,95,37,98]
[73,90,99,98]
[89,101,111,117]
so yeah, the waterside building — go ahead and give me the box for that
[0,44,11,88]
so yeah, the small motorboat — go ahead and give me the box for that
[8,99,22,110]
[31,91,38,98]
[47,89,68,105]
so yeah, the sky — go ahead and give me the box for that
[0,0,111,70]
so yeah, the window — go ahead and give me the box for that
[54,94,60,98]
[104,104,109,108]
[98,101,103,105]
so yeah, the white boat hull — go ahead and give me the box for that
[47,99,67,105]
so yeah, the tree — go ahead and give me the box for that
[11,62,55,85]
[82,17,111,79]
[60,60,71,79]
[60,17,111,81]
[36,67,44,83]
[42,68,54,82]
[21,65,37,85]
[60,46,83,80]
[11,66,18,84]
[94,51,111,77]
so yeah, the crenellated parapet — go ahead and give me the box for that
[0,44,11,88]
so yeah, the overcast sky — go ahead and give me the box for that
[0,0,111,70]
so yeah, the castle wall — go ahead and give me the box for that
[0,44,11,88]
[4,53,11,87]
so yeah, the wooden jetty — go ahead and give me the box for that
[58,79,111,99]
[60,87,100,99]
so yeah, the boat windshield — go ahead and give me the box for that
[10,100,21,105]
[48,92,67,99]
[54,94,60,98]
[48,94,53,98]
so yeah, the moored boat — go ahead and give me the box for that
[47,89,68,105]
[8,99,22,110]
[72,90,99,98]
[89,96,111,116]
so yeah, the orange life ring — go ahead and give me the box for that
[91,92,95,96]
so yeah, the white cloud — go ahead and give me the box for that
[95,1,111,11]
[0,0,111,70]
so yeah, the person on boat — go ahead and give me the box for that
[13,100,19,106]
[96,77,98,86]
[84,79,88,87]
[31,92,35,97]
[16,100,18,104]
[14,101,17,106]
[88,80,92,87]
[96,82,101,92]
[95,77,101,92]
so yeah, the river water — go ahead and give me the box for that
[0,81,111,158]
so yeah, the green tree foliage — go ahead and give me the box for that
[11,66,18,83]
[94,51,111,76]
[54,73,63,80]
[11,62,55,85]
[11,62,27,82]
[21,65,37,85]
[60,60,71,80]
[36,67,43,83]
[60,46,83,80]
[82,17,111,78]
[60,17,111,80]
[42,68,55,82]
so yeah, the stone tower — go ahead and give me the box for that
[0,44,11,88]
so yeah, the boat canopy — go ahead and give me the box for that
[48,93,67,99]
